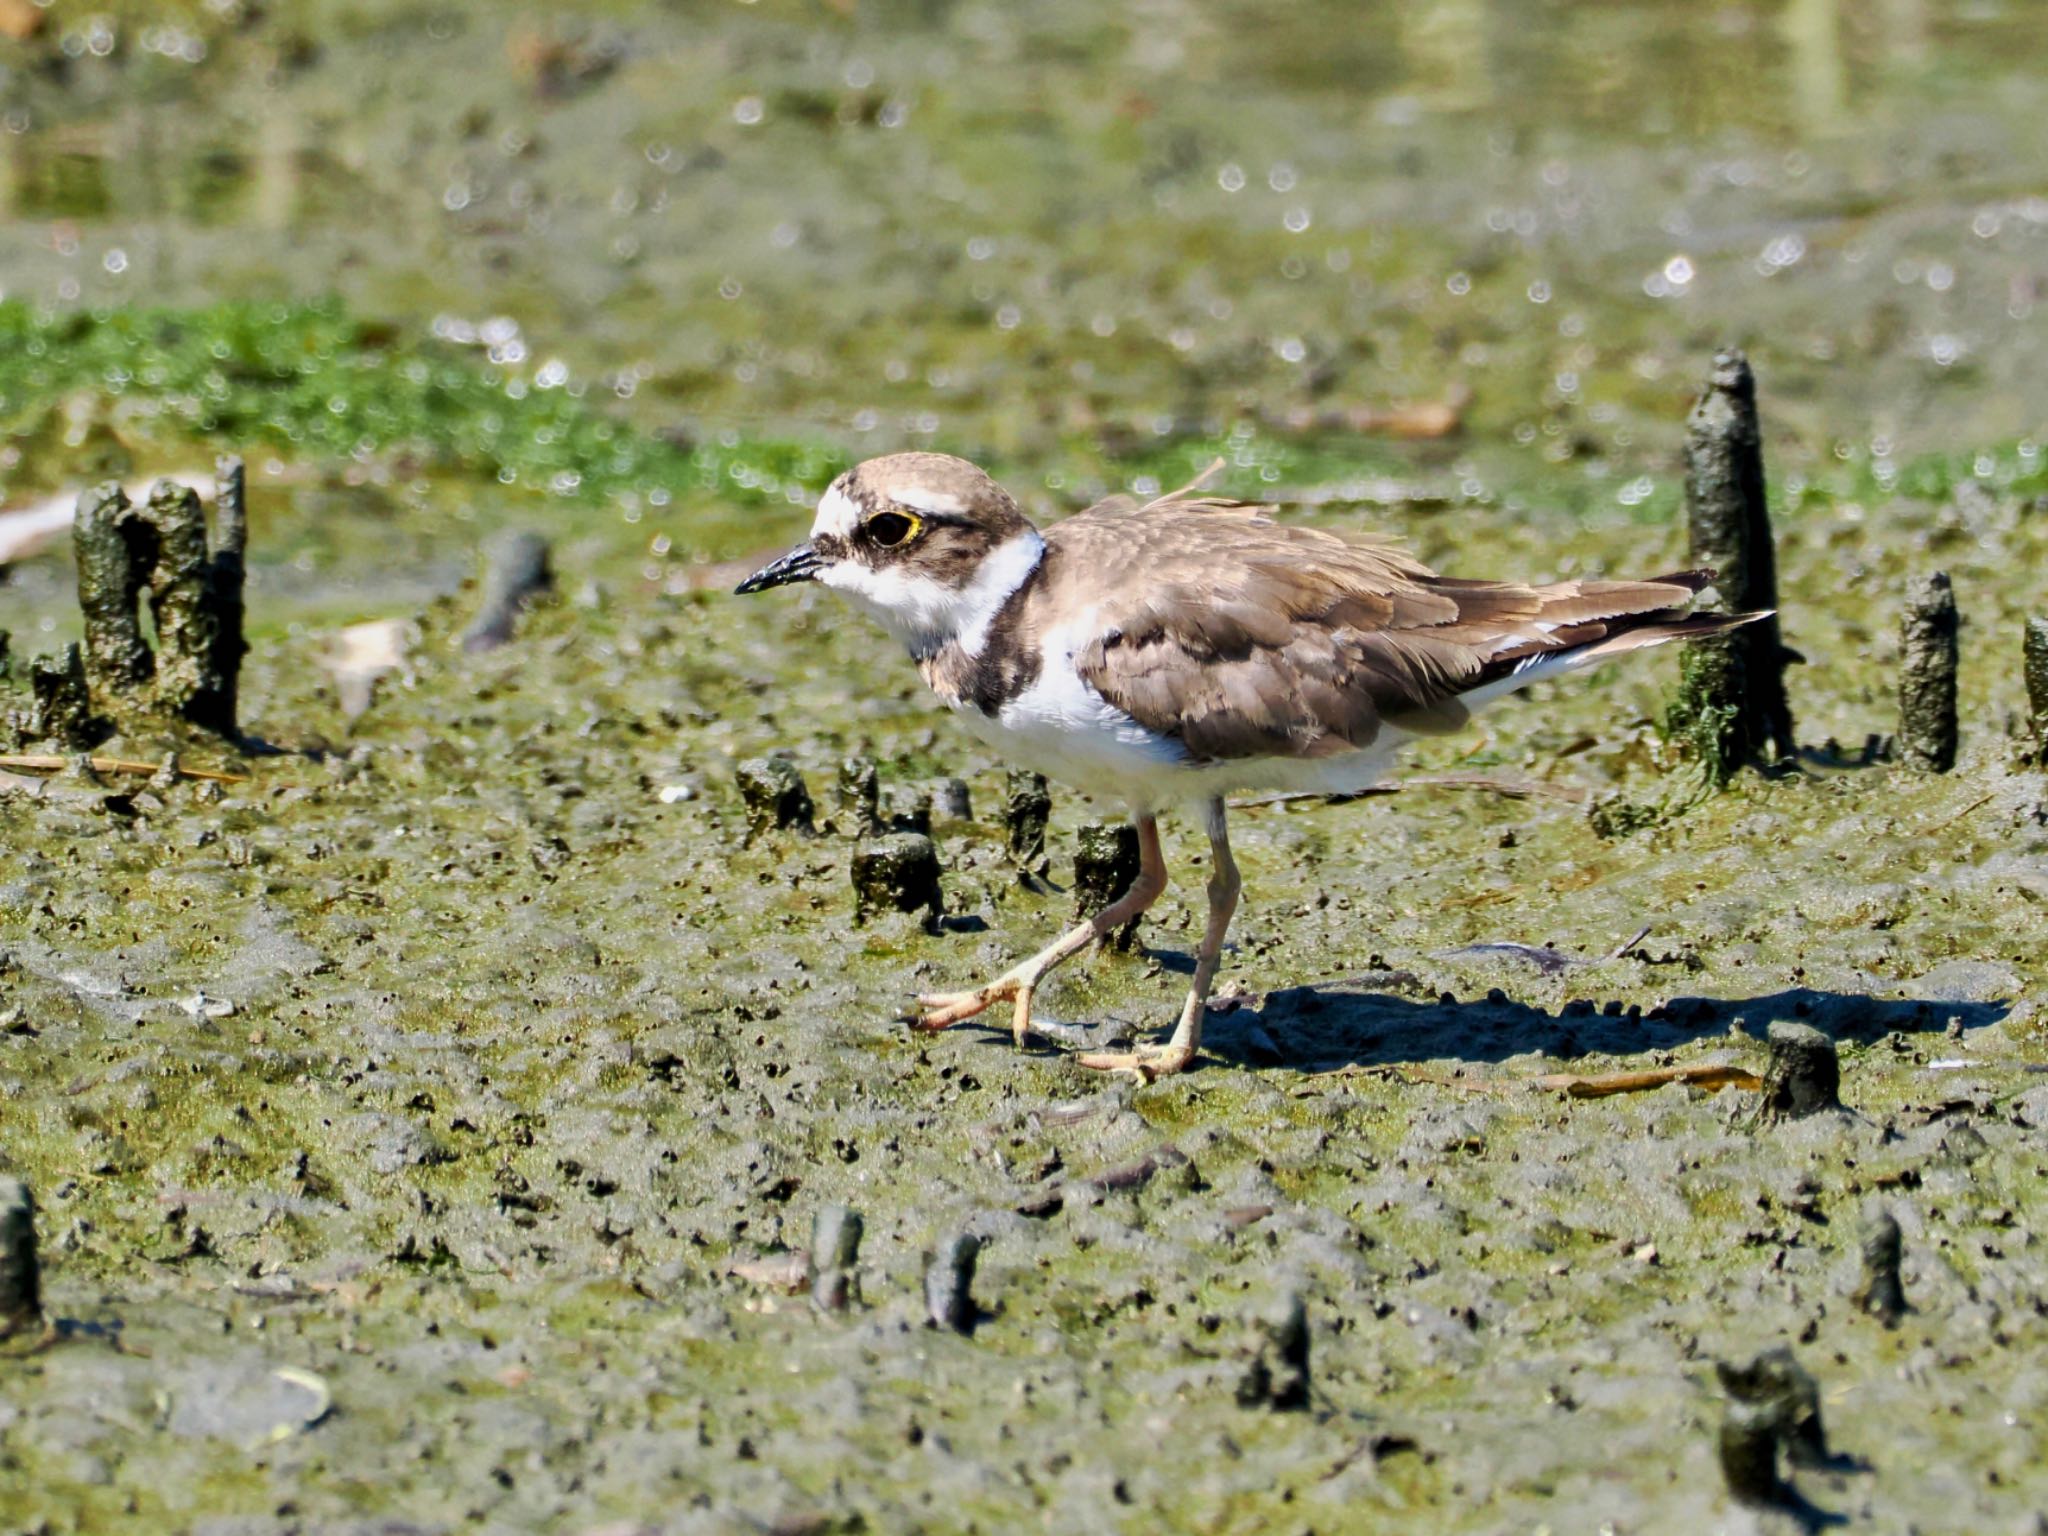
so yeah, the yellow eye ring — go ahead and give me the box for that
[866,510,922,548]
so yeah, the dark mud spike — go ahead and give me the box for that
[884,783,932,836]
[29,642,104,749]
[1003,767,1051,873]
[1899,571,1960,773]
[1074,820,1143,952]
[1762,1020,1841,1120]
[209,455,249,730]
[1717,1385,1785,1506]
[809,1204,863,1312]
[1236,1291,1311,1411]
[736,756,814,841]
[1669,349,1797,780]
[1853,1205,1908,1327]
[924,1232,982,1334]
[837,756,881,837]
[461,529,553,653]
[2024,617,2048,766]
[850,832,942,931]
[73,480,152,695]
[1716,1345,1828,1507]
[144,478,232,732]
[1751,1346,1828,1469]
[0,1175,40,1341]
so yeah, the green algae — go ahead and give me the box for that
[7,292,2046,577]
[0,298,850,521]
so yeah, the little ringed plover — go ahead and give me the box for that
[738,451,1763,1079]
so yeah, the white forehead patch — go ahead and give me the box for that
[811,484,862,541]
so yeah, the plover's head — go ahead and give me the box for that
[736,452,1045,656]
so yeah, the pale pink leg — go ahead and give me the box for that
[1079,798,1237,1081]
[912,814,1168,1046]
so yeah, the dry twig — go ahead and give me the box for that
[1528,1064,1762,1099]
[0,753,248,784]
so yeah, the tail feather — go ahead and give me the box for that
[1455,605,1771,711]
[1560,608,1769,665]
[1642,568,1719,593]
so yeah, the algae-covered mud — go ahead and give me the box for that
[5,2,2048,1531]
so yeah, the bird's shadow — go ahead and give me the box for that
[1187,978,2010,1072]
[1766,1487,1852,1533]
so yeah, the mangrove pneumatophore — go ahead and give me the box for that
[2020,616,2048,766]
[72,453,249,739]
[1667,349,1799,782]
[1899,570,1961,773]
[0,1175,40,1343]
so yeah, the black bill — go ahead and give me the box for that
[734,543,823,594]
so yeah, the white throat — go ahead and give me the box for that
[819,528,1045,659]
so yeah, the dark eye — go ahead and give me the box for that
[867,511,918,548]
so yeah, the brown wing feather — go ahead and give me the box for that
[1054,497,1719,762]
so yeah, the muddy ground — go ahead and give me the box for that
[4,3,2048,1533]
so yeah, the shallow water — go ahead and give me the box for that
[4,3,2048,1532]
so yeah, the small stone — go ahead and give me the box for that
[1852,1205,1907,1326]
[0,1176,40,1340]
[1073,820,1143,951]
[164,1360,331,1444]
[322,618,413,723]
[1236,1291,1310,1411]
[924,1232,982,1334]
[929,777,973,822]
[851,832,942,930]
[1003,768,1051,872]
[356,1114,452,1175]
[1761,1020,1841,1120]
[736,756,815,839]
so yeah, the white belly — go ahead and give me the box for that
[950,652,1409,812]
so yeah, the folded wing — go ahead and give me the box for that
[1053,494,1736,762]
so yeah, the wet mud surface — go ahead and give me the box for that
[4,548,2047,1532]
[3,2,2048,1532]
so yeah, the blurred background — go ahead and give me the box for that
[2,0,2045,636]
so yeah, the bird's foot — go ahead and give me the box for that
[906,975,1037,1045]
[1075,1040,1197,1083]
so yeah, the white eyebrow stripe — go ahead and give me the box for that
[892,486,968,517]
